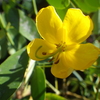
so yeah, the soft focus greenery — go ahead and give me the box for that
[0,0,100,100]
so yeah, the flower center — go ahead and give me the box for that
[51,42,67,64]
[56,42,67,52]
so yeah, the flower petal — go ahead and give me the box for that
[51,52,73,78]
[63,8,93,45]
[27,38,56,61]
[64,43,100,70]
[36,6,63,44]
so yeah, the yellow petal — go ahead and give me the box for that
[36,6,63,44]
[63,8,93,45]
[27,39,56,61]
[51,52,73,78]
[64,43,100,70]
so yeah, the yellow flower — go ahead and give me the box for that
[27,6,100,78]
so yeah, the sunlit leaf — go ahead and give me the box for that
[5,8,39,41]
[19,10,40,41]
[0,47,29,100]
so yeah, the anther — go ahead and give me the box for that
[48,57,54,62]
[55,44,61,48]
[42,52,47,55]
[54,60,59,64]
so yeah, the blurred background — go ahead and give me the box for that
[0,0,100,100]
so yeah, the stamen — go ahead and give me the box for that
[48,57,54,62]
[54,60,59,64]
[42,52,47,55]
[55,43,62,48]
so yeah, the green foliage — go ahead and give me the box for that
[85,0,100,8]
[18,9,40,41]
[0,47,29,100]
[46,0,70,9]
[0,0,100,100]
[72,0,98,13]
[31,66,45,100]
[0,29,7,59]
[92,9,100,35]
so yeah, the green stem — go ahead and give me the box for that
[46,80,60,95]
[0,15,15,46]
[55,78,58,90]
[6,23,15,46]
[70,0,76,8]
[95,77,100,100]
[73,71,83,81]
[0,14,6,28]
[32,0,38,15]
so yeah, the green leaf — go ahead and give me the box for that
[56,8,68,20]
[0,13,7,28]
[0,37,7,59]
[88,67,100,76]
[0,47,29,100]
[3,8,22,49]
[14,35,27,50]
[46,0,70,9]
[85,0,100,8]
[92,9,100,34]
[22,0,33,13]
[0,29,6,41]
[46,93,66,100]
[31,66,45,100]
[5,8,40,41]
[73,0,98,13]
[19,10,40,41]
[2,1,11,13]
[5,8,19,30]
[0,29,7,59]
[7,26,27,51]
